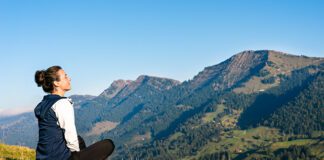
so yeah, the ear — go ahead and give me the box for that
[53,81,60,87]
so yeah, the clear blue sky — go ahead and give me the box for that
[0,0,323,115]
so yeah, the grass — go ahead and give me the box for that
[194,127,322,160]
[270,139,318,150]
[310,131,324,138]
[127,131,152,146]
[181,127,280,159]
[147,124,322,160]
[0,143,35,160]
[268,51,324,73]
[169,132,184,141]
[220,109,241,128]
[244,139,323,159]
[233,76,278,94]
[86,120,119,136]
[234,52,324,94]
[309,140,324,158]
[202,104,225,123]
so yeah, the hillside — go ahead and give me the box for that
[75,75,181,144]
[109,50,323,159]
[115,63,323,159]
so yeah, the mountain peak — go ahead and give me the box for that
[136,75,180,84]
[99,79,132,99]
[99,75,180,99]
[190,50,268,90]
[267,50,323,73]
[111,79,133,87]
[135,75,181,90]
[231,50,324,93]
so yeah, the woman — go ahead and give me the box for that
[34,65,114,160]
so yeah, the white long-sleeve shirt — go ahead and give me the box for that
[51,98,80,152]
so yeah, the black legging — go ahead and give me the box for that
[70,136,115,160]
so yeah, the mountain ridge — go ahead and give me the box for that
[0,49,323,160]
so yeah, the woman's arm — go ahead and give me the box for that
[52,98,80,152]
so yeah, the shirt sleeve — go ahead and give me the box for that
[52,98,80,152]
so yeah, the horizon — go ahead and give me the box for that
[1,0,324,116]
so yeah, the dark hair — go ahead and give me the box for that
[35,66,62,93]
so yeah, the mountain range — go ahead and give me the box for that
[0,50,323,160]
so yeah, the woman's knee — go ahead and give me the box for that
[102,139,115,154]
[104,139,115,148]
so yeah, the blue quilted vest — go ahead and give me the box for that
[34,94,71,160]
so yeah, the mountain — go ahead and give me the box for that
[109,50,323,159]
[190,50,268,90]
[0,112,37,147]
[0,50,323,160]
[74,75,181,144]
[99,79,133,99]
[261,70,324,134]
[69,94,96,108]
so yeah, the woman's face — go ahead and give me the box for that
[55,69,71,91]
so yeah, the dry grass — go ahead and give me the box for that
[129,131,151,145]
[233,51,324,94]
[86,121,119,136]
[268,51,324,73]
[0,143,35,160]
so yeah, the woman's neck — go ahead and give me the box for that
[51,90,65,97]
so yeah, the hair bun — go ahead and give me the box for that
[35,70,46,87]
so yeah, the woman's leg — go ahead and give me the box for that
[71,139,115,160]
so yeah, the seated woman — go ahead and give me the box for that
[34,65,114,160]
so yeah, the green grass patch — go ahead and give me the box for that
[181,126,323,160]
[186,127,283,160]
[169,132,184,141]
[202,104,225,123]
[309,140,324,158]
[310,131,324,138]
[270,139,318,150]
[220,109,241,128]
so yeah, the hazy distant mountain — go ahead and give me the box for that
[0,50,323,159]
[0,112,37,147]
[69,94,96,108]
